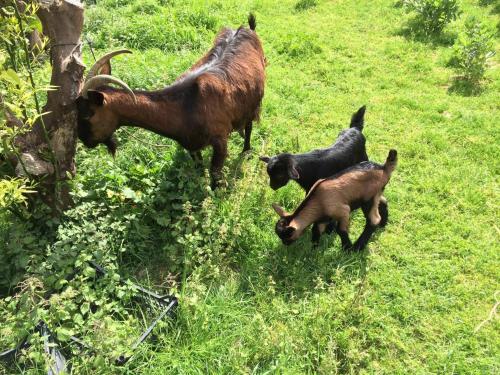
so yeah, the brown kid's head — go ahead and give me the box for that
[272,203,300,245]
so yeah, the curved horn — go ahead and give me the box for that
[81,74,137,103]
[85,49,132,81]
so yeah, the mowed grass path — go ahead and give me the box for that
[77,0,499,373]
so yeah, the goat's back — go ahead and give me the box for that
[297,162,389,218]
[295,128,368,191]
[180,27,266,133]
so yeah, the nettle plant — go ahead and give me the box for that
[452,16,496,84]
[0,201,142,370]
[0,153,244,370]
[403,0,460,34]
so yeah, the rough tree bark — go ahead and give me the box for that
[12,0,85,210]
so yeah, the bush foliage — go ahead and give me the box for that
[452,16,496,83]
[403,0,460,34]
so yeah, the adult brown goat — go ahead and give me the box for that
[76,14,265,188]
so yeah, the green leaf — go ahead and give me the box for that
[122,187,136,200]
[1,69,21,85]
[56,327,74,341]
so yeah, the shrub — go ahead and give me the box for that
[295,0,318,11]
[131,0,161,15]
[275,32,323,60]
[452,16,496,83]
[403,0,460,34]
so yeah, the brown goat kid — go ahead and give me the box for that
[273,150,397,251]
[76,14,265,188]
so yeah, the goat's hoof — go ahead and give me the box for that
[210,177,227,190]
[241,148,252,157]
[325,222,336,234]
[350,243,365,252]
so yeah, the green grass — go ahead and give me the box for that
[1,0,499,373]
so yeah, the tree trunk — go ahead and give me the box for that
[13,0,85,210]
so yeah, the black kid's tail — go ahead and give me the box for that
[350,105,366,131]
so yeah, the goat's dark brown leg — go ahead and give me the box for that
[312,223,321,245]
[325,220,336,234]
[335,226,352,250]
[210,138,228,189]
[378,197,389,227]
[336,212,352,250]
[242,121,252,152]
[189,151,203,164]
[312,221,329,245]
[352,201,379,251]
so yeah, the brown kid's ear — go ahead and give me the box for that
[288,165,299,180]
[387,149,397,162]
[259,156,270,163]
[272,203,287,218]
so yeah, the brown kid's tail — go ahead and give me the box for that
[384,149,398,175]
[248,13,257,30]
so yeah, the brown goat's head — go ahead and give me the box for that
[272,203,300,245]
[76,50,136,156]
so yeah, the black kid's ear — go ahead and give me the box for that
[284,226,295,236]
[272,203,287,218]
[87,90,105,106]
[259,156,270,163]
[288,165,300,180]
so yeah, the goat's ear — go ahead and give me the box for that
[283,226,295,236]
[104,135,118,158]
[387,149,397,162]
[272,203,287,218]
[288,164,300,180]
[75,96,87,110]
[87,90,105,106]
[259,156,270,163]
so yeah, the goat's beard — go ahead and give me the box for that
[104,135,117,158]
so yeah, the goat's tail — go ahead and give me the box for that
[248,13,257,30]
[384,149,398,175]
[350,105,366,131]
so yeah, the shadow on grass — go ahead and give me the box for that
[395,18,457,47]
[117,142,253,285]
[447,77,484,97]
[236,224,389,300]
[479,0,500,11]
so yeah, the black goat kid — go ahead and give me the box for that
[260,105,368,192]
